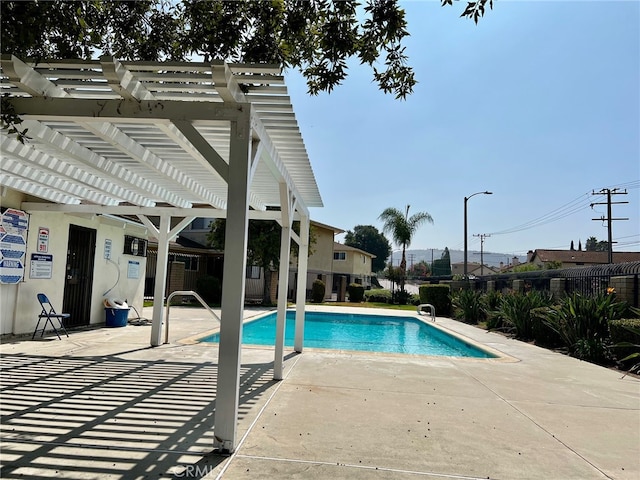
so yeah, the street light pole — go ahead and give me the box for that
[464,191,493,279]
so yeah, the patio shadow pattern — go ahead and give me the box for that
[0,353,275,479]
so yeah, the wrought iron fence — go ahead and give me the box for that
[474,261,640,306]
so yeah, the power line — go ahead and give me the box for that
[488,192,599,236]
[487,181,638,237]
[446,181,638,253]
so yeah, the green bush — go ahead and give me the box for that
[311,279,326,303]
[419,284,451,317]
[410,293,421,306]
[533,292,627,364]
[364,289,392,303]
[195,275,222,304]
[497,290,553,342]
[452,289,484,324]
[482,290,504,330]
[482,290,502,312]
[609,318,640,366]
[395,289,411,305]
[347,283,365,303]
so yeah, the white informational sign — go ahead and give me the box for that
[128,260,140,279]
[0,208,29,284]
[30,253,53,279]
[37,227,49,253]
[104,239,112,259]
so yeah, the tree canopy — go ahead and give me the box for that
[585,236,609,252]
[431,247,451,276]
[344,224,391,273]
[1,0,492,100]
[207,218,314,305]
[379,205,433,291]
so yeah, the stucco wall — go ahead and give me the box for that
[1,189,147,336]
[333,251,372,277]
[307,225,334,272]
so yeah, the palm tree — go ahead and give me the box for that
[379,205,433,293]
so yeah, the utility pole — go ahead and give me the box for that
[473,233,491,276]
[591,188,628,264]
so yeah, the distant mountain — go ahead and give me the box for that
[391,249,527,268]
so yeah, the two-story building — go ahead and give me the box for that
[149,220,379,303]
[164,219,349,302]
[331,242,375,291]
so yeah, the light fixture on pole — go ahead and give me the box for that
[464,191,492,279]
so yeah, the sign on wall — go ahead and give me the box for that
[0,208,29,284]
[128,260,140,279]
[30,253,53,279]
[37,227,49,253]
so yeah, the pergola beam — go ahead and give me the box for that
[211,61,247,103]
[1,54,70,97]
[79,121,224,208]
[171,121,229,183]
[20,202,303,221]
[9,97,247,124]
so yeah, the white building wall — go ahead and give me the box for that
[1,190,147,336]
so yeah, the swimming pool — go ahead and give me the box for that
[200,311,495,358]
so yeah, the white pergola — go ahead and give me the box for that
[0,54,322,452]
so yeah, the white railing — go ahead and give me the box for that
[164,290,221,344]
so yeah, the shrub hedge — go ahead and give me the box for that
[609,318,640,364]
[419,284,451,317]
[195,275,221,304]
[347,283,365,303]
[364,289,392,303]
[311,279,325,303]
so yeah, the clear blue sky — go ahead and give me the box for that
[285,0,640,256]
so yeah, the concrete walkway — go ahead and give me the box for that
[1,305,638,479]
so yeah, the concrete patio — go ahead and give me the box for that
[1,305,638,479]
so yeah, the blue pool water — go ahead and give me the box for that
[200,311,495,358]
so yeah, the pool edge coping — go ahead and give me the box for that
[176,308,520,363]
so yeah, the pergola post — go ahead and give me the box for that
[213,110,252,453]
[150,214,171,347]
[274,183,294,380]
[294,215,310,353]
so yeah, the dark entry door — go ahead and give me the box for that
[63,225,96,327]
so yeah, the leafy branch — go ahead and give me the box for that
[442,0,495,24]
[1,95,30,143]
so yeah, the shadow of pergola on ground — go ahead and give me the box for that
[0,352,277,479]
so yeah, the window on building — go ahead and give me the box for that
[168,254,199,271]
[246,265,261,279]
[334,252,346,261]
[186,257,199,271]
[190,218,208,230]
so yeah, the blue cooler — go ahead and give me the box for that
[104,299,130,327]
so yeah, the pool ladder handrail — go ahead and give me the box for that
[164,290,221,344]
[416,303,436,321]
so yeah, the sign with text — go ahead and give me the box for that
[128,260,140,279]
[38,227,49,253]
[0,207,28,284]
[30,253,53,279]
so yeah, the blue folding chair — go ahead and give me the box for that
[33,293,70,340]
